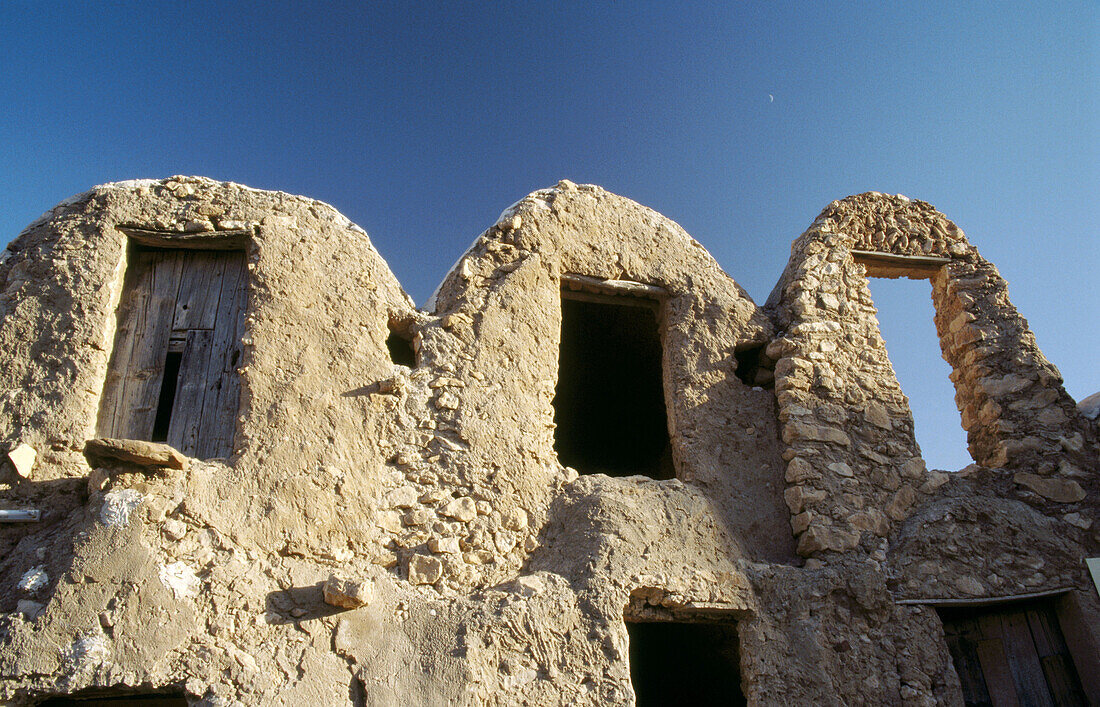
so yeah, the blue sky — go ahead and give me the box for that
[1,2,1096,470]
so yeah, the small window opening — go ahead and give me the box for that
[626,620,746,706]
[937,599,1086,706]
[150,351,182,442]
[554,291,673,479]
[734,343,774,388]
[866,276,970,471]
[386,325,416,367]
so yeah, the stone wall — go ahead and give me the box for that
[0,179,1095,705]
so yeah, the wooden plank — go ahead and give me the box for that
[1000,610,1054,707]
[172,250,227,331]
[851,249,950,280]
[1025,609,1058,658]
[1028,605,1088,706]
[1039,655,1087,707]
[560,273,667,299]
[976,637,1021,707]
[195,252,247,459]
[103,250,183,439]
[897,589,1072,606]
[118,226,249,250]
[944,630,994,706]
[166,329,213,457]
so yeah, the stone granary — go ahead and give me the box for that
[0,177,1097,706]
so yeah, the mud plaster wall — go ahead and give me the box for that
[0,178,1096,705]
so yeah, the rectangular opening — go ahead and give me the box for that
[149,350,182,442]
[626,620,746,706]
[386,323,416,367]
[865,276,970,471]
[937,599,1087,706]
[98,245,247,459]
[553,287,673,479]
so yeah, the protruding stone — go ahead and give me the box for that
[796,526,860,556]
[385,486,420,508]
[439,497,477,522]
[900,458,926,479]
[83,438,187,470]
[7,443,36,478]
[1064,513,1092,529]
[827,462,853,478]
[849,510,889,536]
[955,576,985,596]
[782,422,850,446]
[864,403,891,429]
[1013,473,1086,503]
[790,511,812,535]
[886,485,917,521]
[322,575,374,609]
[435,391,460,410]
[407,555,443,585]
[501,508,528,531]
[514,575,546,597]
[428,536,461,554]
[785,457,817,483]
[15,600,44,619]
[161,518,187,541]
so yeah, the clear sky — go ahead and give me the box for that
[1,2,1096,470]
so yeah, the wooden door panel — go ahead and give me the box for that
[99,246,245,459]
[173,251,227,331]
[1000,612,1053,707]
[195,253,246,459]
[99,249,183,439]
[166,329,213,456]
[940,600,1087,707]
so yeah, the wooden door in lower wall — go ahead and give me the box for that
[938,599,1087,706]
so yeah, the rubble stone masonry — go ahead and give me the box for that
[0,178,1096,705]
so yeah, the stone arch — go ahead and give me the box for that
[427,180,795,561]
[767,192,1098,557]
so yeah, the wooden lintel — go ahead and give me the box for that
[560,273,667,300]
[896,587,1071,607]
[119,226,250,250]
[851,249,951,280]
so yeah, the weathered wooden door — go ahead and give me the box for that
[939,600,1087,706]
[98,247,246,459]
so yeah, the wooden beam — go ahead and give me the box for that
[896,588,1071,607]
[851,249,950,279]
[119,226,250,250]
[561,273,667,300]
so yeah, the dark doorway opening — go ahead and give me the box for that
[627,620,746,706]
[553,292,673,479]
[937,598,1087,706]
[386,326,416,368]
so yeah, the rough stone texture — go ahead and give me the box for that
[84,438,189,470]
[0,178,1096,705]
[322,575,374,610]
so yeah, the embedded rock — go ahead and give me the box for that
[83,438,188,470]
